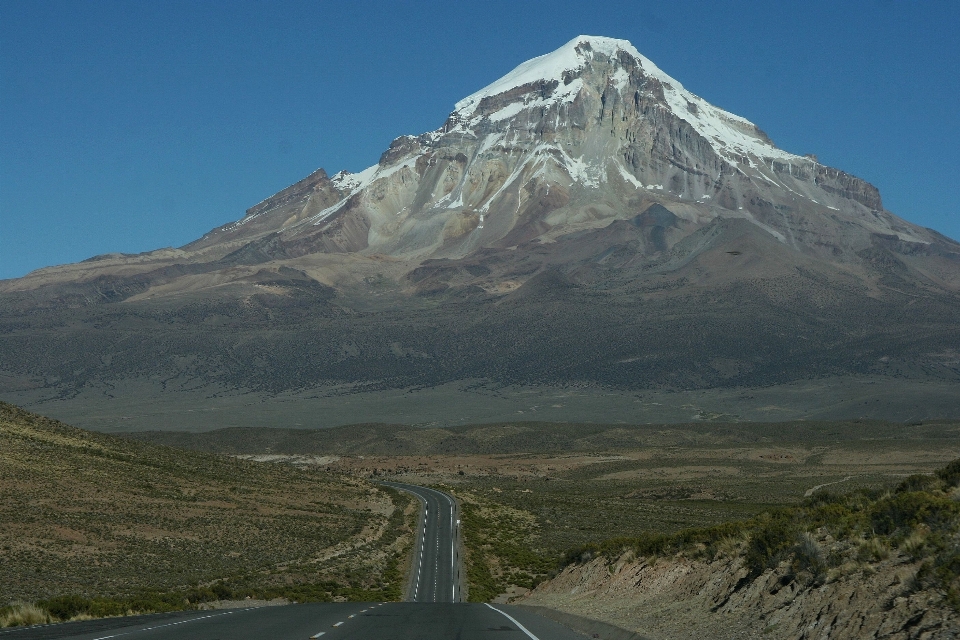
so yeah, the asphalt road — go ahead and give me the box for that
[379,481,462,603]
[1,602,590,639]
[4,482,591,639]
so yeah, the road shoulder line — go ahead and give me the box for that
[484,603,541,640]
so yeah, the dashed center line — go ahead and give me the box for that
[381,482,460,603]
[84,608,255,640]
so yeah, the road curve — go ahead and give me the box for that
[379,481,462,603]
[3,484,594,639]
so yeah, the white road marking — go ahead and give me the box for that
[413,494,428,601]
[86,609,254,640]
[383,482,461,603]
[484,604,542,640]
[435,524,440,602]
[348,614,355,618]
[448,493,456,602]
[310,633,326,638]
[333,621,344,627]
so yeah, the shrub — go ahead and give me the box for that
[745,515,798,576]
[40,595,93,620]
[804,490,845,508]
[897,474,942,494]
[792,533,828,582]
[937,459,960,488]
[870,492,959,536]
[913,549,960,607]
[629,532,673,558]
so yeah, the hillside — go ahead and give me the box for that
[520,460,960,638]
[0,402,413,614]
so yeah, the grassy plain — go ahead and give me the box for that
[0,402,415,623]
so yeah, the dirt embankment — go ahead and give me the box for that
[521,549,958,639]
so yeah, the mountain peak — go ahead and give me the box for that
[452,35,797,166]
[183,35,941,269]
[454,35,654,115]
[455,36,652,118]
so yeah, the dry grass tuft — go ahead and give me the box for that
[0,602,54,628]
[900,527,930,558]
[857,537,891,562]
[715,535,746,558]
[69,613,96,622]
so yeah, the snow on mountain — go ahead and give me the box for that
[187,34,942,264]
[454,35,801,165]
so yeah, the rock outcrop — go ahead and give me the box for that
[522,547,958,639]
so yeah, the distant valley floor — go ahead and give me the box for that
[1,375,958,433]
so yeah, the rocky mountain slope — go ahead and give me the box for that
[184,36,942,270]
[1,36,958,418]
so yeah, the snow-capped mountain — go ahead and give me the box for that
[185,35,941,271]
[2,36,959,414]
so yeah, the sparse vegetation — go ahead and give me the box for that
[0,402,416,626]
[3,261,960,406]
[126,418,960,457]
[354,429,953,604]
[555,458,960,607]
[454,494,555,602]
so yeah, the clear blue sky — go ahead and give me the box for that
[2,0,958,279]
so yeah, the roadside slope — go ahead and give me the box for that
[520,462,960,638]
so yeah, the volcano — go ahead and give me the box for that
[2,36,958,427]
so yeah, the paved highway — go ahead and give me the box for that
[2,602,590,639]
[4,482,590,639]
[379,481,462,602]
